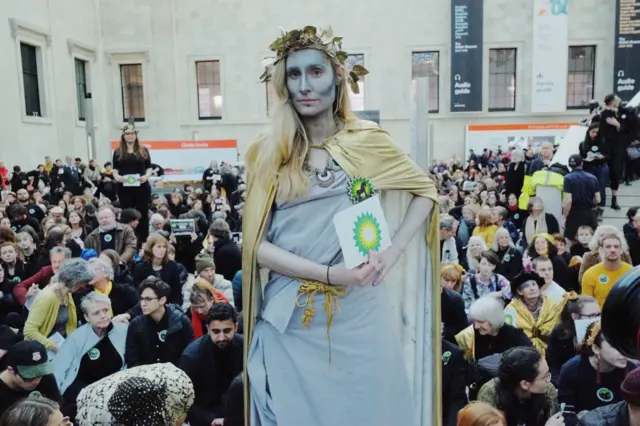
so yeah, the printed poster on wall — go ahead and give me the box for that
[450,0,484,112]
[614,0,640,102]
[531,0,569,112]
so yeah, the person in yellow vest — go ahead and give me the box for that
[582,230,633,307]
[504,272,564,357]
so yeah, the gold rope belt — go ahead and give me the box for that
[295,281,347,362]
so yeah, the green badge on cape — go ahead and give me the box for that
[347,177,375,204]
[88,348,101,360]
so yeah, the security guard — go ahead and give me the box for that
[562,154,600,241]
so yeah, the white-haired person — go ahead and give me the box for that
[578,224,633,282]
[491,227,523,281]
[456,296,532,399]
[24,258,94,353]
[86,257,139,320]
[463,236,489,272]
[53,292,127,420]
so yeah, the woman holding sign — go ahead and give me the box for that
[111,124,153,243]
[243,26,438,426]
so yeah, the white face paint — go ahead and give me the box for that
[285,49,336,117]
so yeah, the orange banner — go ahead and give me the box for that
[110,140,237,150]
[467,123,574,132]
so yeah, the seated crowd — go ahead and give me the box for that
[0,157,246,425]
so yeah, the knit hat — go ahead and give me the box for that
[621,366,640,406]
[108,376,166,425]
[196,257,215,275]
[75,363,194,426]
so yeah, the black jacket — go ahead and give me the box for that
[442,340,468,426]
[441,289,467,344]
[626,232,640,267]
[546,324,577,387]
[179,334,244,426]
[125,305,194,368]
[132,260,183,306]
[213,238,242,281]
[579,401,629,426]
[223,373,244,426]
[493,247,523,281]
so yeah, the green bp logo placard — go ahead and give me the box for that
[126,175,137,185]
[353,212,382,256]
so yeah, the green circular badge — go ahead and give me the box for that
[158,330,168,343]
[11,277,21,283]
[347,177,375,204]
[591,146,598,152]
[88,348,100,361]
[504,254,511,262]
[442,351,452,365]
[29,209,35,215]
[29,391,42,398]
[514,213,519,220]
[597,387,614,403]
[104,234,113,242]
[598,274,609,285]
[353,213,382,256]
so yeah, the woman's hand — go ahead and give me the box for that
[329,252,381,287]
[372,247,402,286]
[190,232,198,243]
[544,412,565,426]
[113,314,131,324]
[139,175,149,183]
[117,176,126,183]
[50,344,60,353]
[26,284,39,298]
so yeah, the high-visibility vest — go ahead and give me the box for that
[519,169,565,209]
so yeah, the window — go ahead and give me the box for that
[120,64,145,121]
[75,59,88,121]
[567,46,596,109]
[346,54,365,111]
[411,51,440,113]
[196,60,223,119]
[488,48,517,111]
[20,43,41,117]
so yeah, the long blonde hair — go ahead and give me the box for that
[246,51,357,200]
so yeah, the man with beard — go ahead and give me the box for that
[84,206,137,264]
[0,340,62,416]
[14,188,44,223]
[179,302,243,426]
[582,232,633,308]
[9,205,41,234]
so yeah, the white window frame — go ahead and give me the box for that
[10,18,52,124]
[68,39,96,127]
[106,50,151,127]
[186,55,226,123]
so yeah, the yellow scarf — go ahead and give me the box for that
[506,296,562,356]
[95,280,114,316]
[242,119,440,425]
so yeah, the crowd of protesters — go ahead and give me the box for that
[0,125,247,425]
[0,95,639,425]
[440,96,640,426]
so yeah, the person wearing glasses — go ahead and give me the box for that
[125,277,193,368]
[111,124,154,243]
[0,396,71,426]
[546,294,600,386]
[0,341,62,417]
[478,346,564,426]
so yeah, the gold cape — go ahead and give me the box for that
[241,119,440,425]
[505,297,563,357]
[455,325,477,361]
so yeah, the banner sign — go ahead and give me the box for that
[531,0,569,112]
[614,0,640,102]
[450,0,483,112]
[465,123,574,155]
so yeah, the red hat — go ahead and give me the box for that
[621,367,640,406]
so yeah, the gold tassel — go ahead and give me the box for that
[295,281,348,362]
